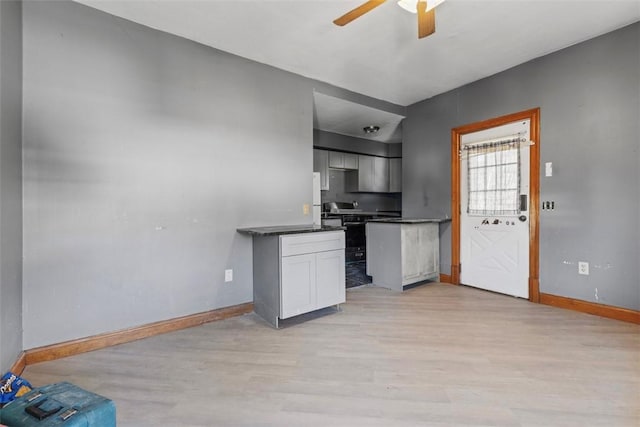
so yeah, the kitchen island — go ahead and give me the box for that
[366,218,447,291]
[237,225,345,328]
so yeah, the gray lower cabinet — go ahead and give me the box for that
[253,231,345,327]
[346,155,389,192]
[366,222,439,291]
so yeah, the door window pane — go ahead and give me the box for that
[466,142,520,216]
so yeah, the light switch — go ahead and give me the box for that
[545,162,553,177]
[303,204,310,215]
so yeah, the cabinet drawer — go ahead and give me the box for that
[280,231,345,257]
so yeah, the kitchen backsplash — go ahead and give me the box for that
[322,169,402,212]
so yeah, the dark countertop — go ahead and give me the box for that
[322,211,400,218]
[237,224,345,236]
[366,218,451,224]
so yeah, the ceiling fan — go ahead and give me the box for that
[333,0,445,39]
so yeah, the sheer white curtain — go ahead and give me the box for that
[465,138,521,216]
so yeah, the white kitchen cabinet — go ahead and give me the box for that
[346,155,389,193]
[329,151,358,170]
[366,220,440,291]
[247,230,345,328]
[280,248,345,319]
[313,149,330,190]
[389,158,402,193]
[280,232,345,319]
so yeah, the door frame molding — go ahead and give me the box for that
[450,108,540,302]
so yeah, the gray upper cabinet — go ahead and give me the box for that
[328,151,358,170]
[389,158,402,193]
[313,149,329,190]
[373,156,389,192]
[346,155,389,193]
[315,149,401,193]
[343,153,359,170]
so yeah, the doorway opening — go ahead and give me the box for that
[451,108,540,302]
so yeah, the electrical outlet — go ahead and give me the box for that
[225,269,233,282]
[578,262,589,275]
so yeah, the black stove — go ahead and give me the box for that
[323,202,399,263]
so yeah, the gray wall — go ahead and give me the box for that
[404,23,639,310]
[0,0,23,371]
[16,1,638,353]
[21,1,403,349]
[314,129,402,158]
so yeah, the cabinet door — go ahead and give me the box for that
[328,151,344,169]
[389,158,402,193]
[329,152,358,170]
[373,157,390,193]
[280,253,316,319]
[313,149,329,190]
[316,249,346,309]
[344,153,359,170]
[347,155,388,192]
[357,155,375,191]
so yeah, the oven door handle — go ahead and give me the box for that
[343,222,366,226]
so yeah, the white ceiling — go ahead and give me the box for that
[74,0,640,142]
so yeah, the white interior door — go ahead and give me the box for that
[460,120,530,298]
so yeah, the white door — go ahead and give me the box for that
[460,120,530,298]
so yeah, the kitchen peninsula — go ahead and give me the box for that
[366,218,448,291]
[237,225,345,328]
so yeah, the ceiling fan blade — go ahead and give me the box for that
[417,1,436,38]
[333,0,386,26]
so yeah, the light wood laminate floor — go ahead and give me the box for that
[22,283,640,426]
